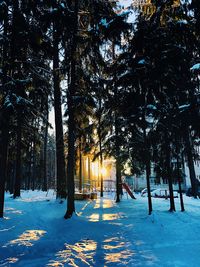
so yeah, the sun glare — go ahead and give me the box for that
[101,167,107,177]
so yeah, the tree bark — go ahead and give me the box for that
[0,6,9,217]
[53,21,67,199]
[165,134,176,212]
[97,97,104,197]
[175,136,185,212]
[115,157,121,202]
[113,42,122,202]
[65,100,75,217]
[100,153,103,198]
[0,123,9,217]
[185,127,198,198]
[64,0,79,219]
[79,138,82,192]
[14,113,22,198]
[143,127,153,215]
[42,100,49,192]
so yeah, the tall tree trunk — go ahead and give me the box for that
[177,163,185,212]
[53,21,67,199]
[14,113,22,198]
[65,101,75,217]
[31,121,37,191]
[42,100,49,191]
[64,0,79,219]
[143,127,153,215]
[112,42,122,202]
[146,160,152,214]
[185,127,198,198]
[100,151,103,198]
[175,136,185,212]
[0,123,9,218]
[0,0,9,218]
[88,156,91,190]
[115,157,121,202]
[79,139,82,192]
[98,112,104,198]
[165,134,176,212]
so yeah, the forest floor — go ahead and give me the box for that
[1,190,200,267]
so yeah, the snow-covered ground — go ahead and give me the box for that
[1,191,200,267]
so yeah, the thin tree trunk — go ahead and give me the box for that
[88,156,91,190]
[79,139,82,192]
[165,134,176,212]
[0,124,9,218]
[175,136,185,212]
[100,153,103,197]
[53,21,67,199]
[97,95,103,197]
[143,127,153,215]
[178,171,184,211]
[13,113,22,198]
[31,121,37,191]
[42,101,48,191]
[116,157,121,202]
[146,160,152,215]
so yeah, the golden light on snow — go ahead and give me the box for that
[47,236,134,267]
[102,213,121,221]
[105,250,134,264]
[47,239,97,267]
[7,230,46,247]
[4,257,19,264]
[89,213,100,222]
[94,199,114,209]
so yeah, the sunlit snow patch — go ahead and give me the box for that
[47,239,97,267]
[5,230,46,247]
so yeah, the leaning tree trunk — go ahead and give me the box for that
[185,127,198,198]
[64,0,79,219]
[14,113,22,198]
[53,21,67,199]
